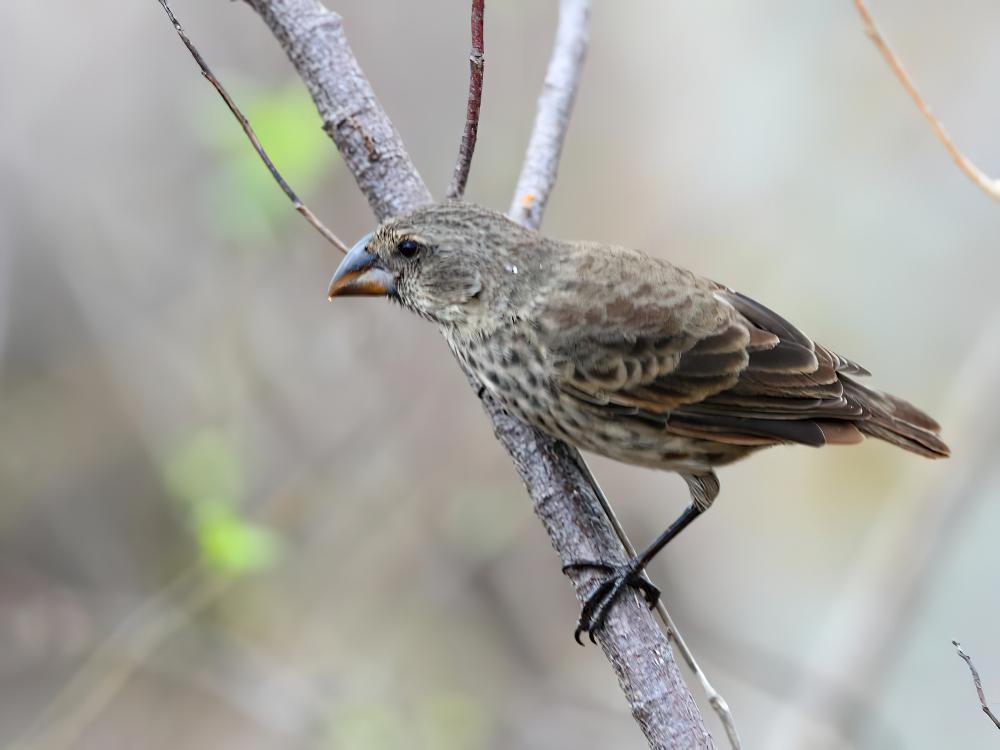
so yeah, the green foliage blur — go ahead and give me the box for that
[203,81,335,242]
[165,429,280,574]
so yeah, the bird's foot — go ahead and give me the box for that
[561,559,660,645]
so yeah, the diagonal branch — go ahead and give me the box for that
[446,0,485,200]
[576,455,742,749]
[243,0,433,221]
[237,0,713,747]
[953,641,1000,733]
[156,0,348,253]
[854,0,1000,202]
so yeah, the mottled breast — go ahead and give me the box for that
[447,325,554,427]
[445,324,722,473]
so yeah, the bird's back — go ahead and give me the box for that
[457,239,948,472]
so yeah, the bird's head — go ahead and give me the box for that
[328,203,544,332]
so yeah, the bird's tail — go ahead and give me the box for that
[843,378,950,458]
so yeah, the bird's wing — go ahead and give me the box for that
[536,248,869,448]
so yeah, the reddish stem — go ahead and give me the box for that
[446,0,485,200]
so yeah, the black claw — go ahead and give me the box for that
[562,559,614,575]
[587,578,624,635]
[563,559,661,644]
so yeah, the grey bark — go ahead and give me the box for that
[244,0,432,219]
[508,0,590,227]
[241,1,713,747]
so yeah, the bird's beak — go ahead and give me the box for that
[327,233,397,300]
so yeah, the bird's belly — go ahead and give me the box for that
[544,401,713,473]
[449,330,715,474]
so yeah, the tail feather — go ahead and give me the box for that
[843,378,950,458]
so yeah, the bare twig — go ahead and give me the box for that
[854,0,1000,202]
[242,0,432,220]
[576,455,742,749]
[508,0,590,226]
[156,0,349,253]
[446,0,485,200]
[953,641,1000,732]
[240,0,712,747]
[508,1,736,742]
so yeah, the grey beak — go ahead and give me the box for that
[327,233,397,299]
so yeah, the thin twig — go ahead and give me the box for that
[854,0,1000,202]
[953,641,1000,732]
[502,2,711,743]
[505,1,725,744]
[575,454,742,749]
[508,0,736,741]
[446,0,485,200]
[242,0,433,221]
[508,0,590,227]
[156,0,349,253]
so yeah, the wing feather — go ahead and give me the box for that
[537,252,879,449]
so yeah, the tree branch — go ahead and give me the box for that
[243,0,433,221]
[508,0,590,226]
[577,457,741,749]
[854,0,1000,202]
[508,1,738,744]
[232,0,713,746]
[446,0,485,200]
[953,641,1000,733]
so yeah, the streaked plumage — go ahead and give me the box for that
[328,202,949,639]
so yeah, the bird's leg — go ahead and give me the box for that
[563,505,701,644]
[563,471,719,644]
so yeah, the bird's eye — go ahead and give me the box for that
[397,239,423,259]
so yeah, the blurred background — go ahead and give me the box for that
[1,1,999,748]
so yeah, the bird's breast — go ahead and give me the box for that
[446,325,728,474]
[448,326,553,409]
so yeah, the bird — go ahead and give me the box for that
[327,201,949,642]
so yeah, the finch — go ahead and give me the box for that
[328,202,949,641]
